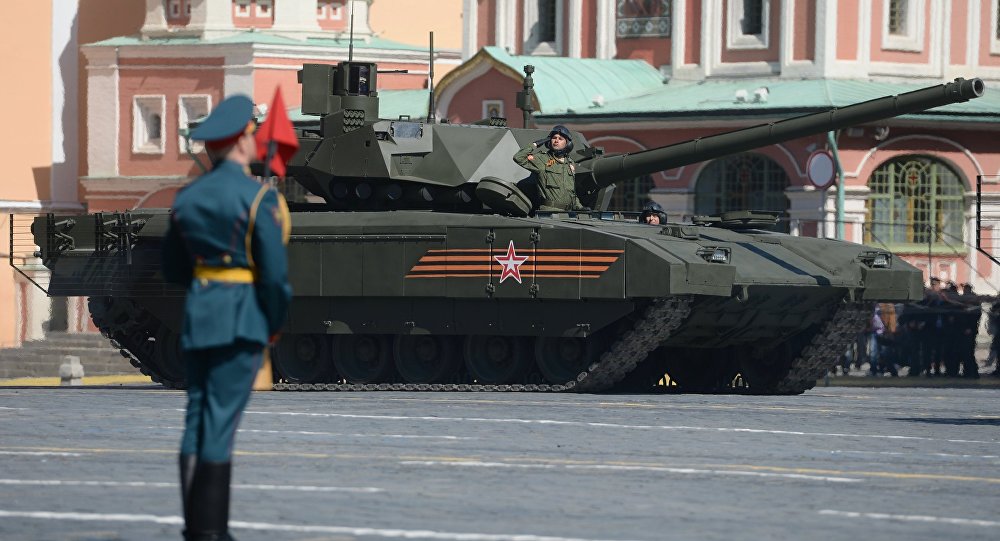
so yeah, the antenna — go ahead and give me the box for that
[348,2,355,62]
[427,31,436,124]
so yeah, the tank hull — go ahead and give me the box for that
[32,209,921,394]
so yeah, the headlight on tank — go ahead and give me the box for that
[860,251,892,269]
[697,246,731,264]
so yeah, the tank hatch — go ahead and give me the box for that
[691,210,780,230]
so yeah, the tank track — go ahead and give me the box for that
[762,302,872,395]
[88,296,185,389]
[86,295,867,394]
[87,295,691,392]
[272,296,692,392]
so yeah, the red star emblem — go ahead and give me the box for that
[494,240,529,284]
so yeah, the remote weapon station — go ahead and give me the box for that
[24,55,985,393]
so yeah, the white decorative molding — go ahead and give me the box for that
[0,200,85,212]
[845,134,984,180]
[595,0,616,59]
[881,0,925,52]
[462,0,478,60]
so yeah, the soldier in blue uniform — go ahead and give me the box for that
[162,95,292,541]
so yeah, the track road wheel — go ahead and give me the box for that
[534,336,599,384]
[273,334,331,383]
[464,336,530,384]
[394,335,459,383]
[333,335,395,383]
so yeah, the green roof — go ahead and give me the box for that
[466,47,665,114]
[538,77,1000,122]
[88,32,429,52]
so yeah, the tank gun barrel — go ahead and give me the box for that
[575,77,985,193]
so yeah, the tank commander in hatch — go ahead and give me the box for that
[639,201,667,225]
[513,124,589,212]
[162,95,292,541]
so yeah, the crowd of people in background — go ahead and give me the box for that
[838,277,1000,378]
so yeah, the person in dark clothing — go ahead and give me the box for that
[162,95,292,541]
[639,201,668,225]
[513,125,587,212]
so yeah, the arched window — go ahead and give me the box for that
[694,153,790,231]
[608,175,654,212]
[865,156,965,250]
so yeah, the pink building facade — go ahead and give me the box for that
[440,0,1000,294]
[82,0,460,213]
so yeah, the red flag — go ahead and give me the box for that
[255,87,299,178]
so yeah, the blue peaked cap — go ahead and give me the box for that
[189,95,254,142]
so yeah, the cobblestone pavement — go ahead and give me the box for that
[0,387,998,541]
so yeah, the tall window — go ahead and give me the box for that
[865,157,965,250]
[609,175,654,212]
[178,95,212,154]
[133,95,166,154]
[695,153,790,231]
[524,0,561,55]
[537,0,557,43]
[883,0,921,51]
[996,0,1000,40]
[727,0,768,49]
[741,0,763,35]
[888,0,908,35]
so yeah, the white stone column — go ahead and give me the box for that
[224,49,255,99]
[462,0,478,60]
[51,0,78,205]
[140,0,168,37]
[273,0,323,38]
[82,47,119,178]
[567,0,582,58]
[188,0,236,40]
[495,0,516,53]
[814,0,834,78]
[595,0,616,59]
[345,0,374,36]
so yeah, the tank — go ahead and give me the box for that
[21,60,985,394]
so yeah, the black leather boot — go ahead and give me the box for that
[184,461,236,541]
[179,454,197,538]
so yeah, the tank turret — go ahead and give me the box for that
[287,59,984,217]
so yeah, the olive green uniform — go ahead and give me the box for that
[513,144,584,211]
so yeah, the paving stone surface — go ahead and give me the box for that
[0,386,998,540]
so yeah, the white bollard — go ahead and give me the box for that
[59,356,84,386]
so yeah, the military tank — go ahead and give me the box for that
[27,59,985,393]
